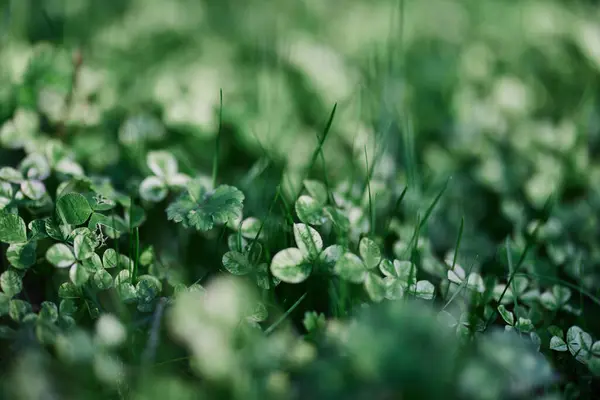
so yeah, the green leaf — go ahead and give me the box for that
[540,291,557,311]
[136,275,162,303]
[74,232,96,260]
[0,167,24,183]
[28,219,48,240]
[293,223,323,259]
[240,217,261,239]
[552,285,571,307]
[102,248,119,269]
[415,280,435,300]
[0,212,27,244]
[39,301,59,323]
[147,151,178,178]
[139,176,168,202]
[82,253,103,271]
[0,269,22,297]
[303,180,328,205]
[222,251,253,275]
[9,299,31,322]
[20,180,46,200]
[69,264,90,286]
[117,283,137,303]
[365,272,386,302]
[498,305,515,326]
[384,277,406,300]
[567,326,592,363]
[93,269,114,290]
[46,243,76,268]
[7,241,37,269]
[393,260,417,285]
[318,245,344,270]
[550,336,568,352]
[334,253,366,283]
[56,193,93,225]
[447,265,466,284]
[20,153,50,180]
[166,183,244,232]
[295,195,327,225]
[359,237,381,269]
[44,217,71,241]
[0,293,10,315]
[270,248,312,284]
[466,273,485,293]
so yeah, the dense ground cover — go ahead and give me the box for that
[1,0,600,399]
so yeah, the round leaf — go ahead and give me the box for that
[56,193,93,225]
[293,223,323,259]
[147,151,178,178]
[295,195,327,226]
[39,301,59,323]
[7,241,37,269]
[0,212,27,244]
[415,280,435,300]
[46,243,76,268]
[359,237,381,269]
[0,269,22,297]
[20,180,46,200]
[240,217,262,239]
[103,249,119,269]
[270,248,312,284]
[139,176,168,202]
[303,180,328,205]
[70,264,90,286]
[365,273,386,302]
[74,233,96,260]
[93,269,114,290]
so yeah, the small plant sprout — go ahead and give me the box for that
[270,223,343,283]
[46,228,101,286]
[139,151,190,202]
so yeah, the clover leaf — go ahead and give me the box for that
[56,193,93,225]
[46,229,100,286]
[0,212,27,244]
[166,180,244,232]
[139,151,190,202]
[270,223,343,284]
[334,237,388,302]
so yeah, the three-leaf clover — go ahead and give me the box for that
[46,228,100,286]
[222,233,278,290]
[334,237,388,302]
[270,223,343,283]
[166,179,244,231]
[540,285,571,312]
[497,305,535,333]
[139,151,190,202]
[550,326,596,365]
